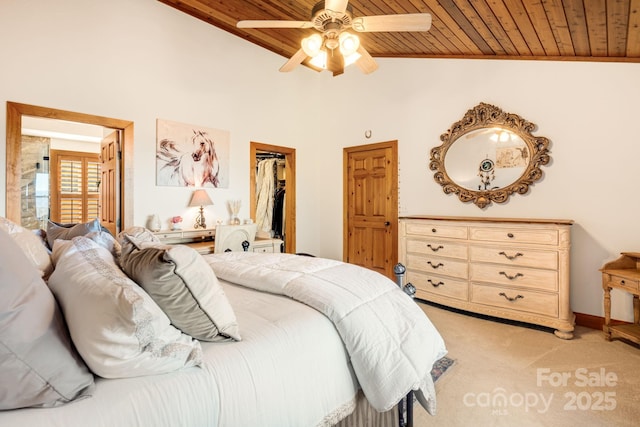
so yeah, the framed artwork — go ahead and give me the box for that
[156,119,230,188]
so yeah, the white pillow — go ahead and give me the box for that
[48,237,202,378]
[0,228,94,410]
[0,217,52,278]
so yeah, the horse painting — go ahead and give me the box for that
[157,129,221,187]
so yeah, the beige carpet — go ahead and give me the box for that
[413,302,640,427]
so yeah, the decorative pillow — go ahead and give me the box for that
[46,218,102,249]
[48,237,202,379]
[0,228,94,410]
[119,234,241,342]
[84,230,121,258]
[117,226,160,259]
[0,217,52,278]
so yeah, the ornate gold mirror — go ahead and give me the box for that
[429,102,550,208]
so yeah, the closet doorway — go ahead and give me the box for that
[249,142,296,253]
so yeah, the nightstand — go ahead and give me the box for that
[253,238,284,253]
[600,252,640,345]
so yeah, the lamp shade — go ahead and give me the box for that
[188,189,213,207]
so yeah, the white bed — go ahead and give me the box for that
[0,223,447,427]
[1,282,362,426]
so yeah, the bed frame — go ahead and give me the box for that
[394,263,416,427]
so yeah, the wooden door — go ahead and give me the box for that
[343,141,398,278]
[100,131,119,235]
[50,150,100,224]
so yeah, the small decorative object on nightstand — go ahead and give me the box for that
[600,252,640,345]
[170,216,183,230]
[228,199,241,225]
[189,189,213,229]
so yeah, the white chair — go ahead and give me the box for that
[214,224,257,253]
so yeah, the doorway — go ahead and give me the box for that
[249,141,296,253]
[5,102,134,231]
[343,140,398,279]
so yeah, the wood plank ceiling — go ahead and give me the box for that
[158,0,640,64]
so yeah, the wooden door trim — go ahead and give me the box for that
[6,101,133,230]
[249,141,296,253]
[343,140,399,274]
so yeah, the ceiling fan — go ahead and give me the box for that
[236,0,432,76]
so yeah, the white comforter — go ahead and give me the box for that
[205,252,448,414]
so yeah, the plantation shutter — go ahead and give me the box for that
[50,150,100,224]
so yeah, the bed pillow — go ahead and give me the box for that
[0,228,94,410]
[48,236,202,378]
[119,234,241,342]
[117,226,160,259]
[46,218,102,249]
[0,217,52,278]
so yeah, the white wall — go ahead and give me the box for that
[1,0,639,321]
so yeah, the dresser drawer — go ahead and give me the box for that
[182,229,215,239]
[470,245,558,270]
[405,221,467,240]
[469,226,558,246]
[471,284,559,318]
[408,270,469,301]
[406,238,468,260]
[606,274,639,291]
[406,253,468,279]
[155,231,180,241]
[470,263,558,291]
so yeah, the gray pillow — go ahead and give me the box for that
[119,234,241,342]
[0,228,94,410]
[46,218,102,248]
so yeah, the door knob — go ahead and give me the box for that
[384,221,391,226]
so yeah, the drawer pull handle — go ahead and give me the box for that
[499,271,524,280]
[428,261,444,269]
[428,279,444,287]
[499,251,523,260]
[507,233,514,238]
[621,280,625,285]
[499,292,524,302]
[427,244,444,252]
[431,228,437,233]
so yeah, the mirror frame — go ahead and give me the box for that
[5,101,134,229]
[429,102,550,208]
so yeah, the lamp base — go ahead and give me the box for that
[194,206,207,229]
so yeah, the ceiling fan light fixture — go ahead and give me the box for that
[344,51,361,66]
[302,33,323,57]
[309,49,328,69]
[339,32,359,56]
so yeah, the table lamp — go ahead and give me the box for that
[189,189,213,229]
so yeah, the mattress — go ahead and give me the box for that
[0,281,361,427]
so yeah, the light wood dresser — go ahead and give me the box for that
[399,216,575,339]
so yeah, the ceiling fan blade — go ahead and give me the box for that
[352,13,432,32]
[237,20,313,29]
[355,46,378,74]
[325,0,349,15]
[279,49,308,72]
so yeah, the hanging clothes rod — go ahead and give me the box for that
[256,152,285,159]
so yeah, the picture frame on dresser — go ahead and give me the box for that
[399,216,575,339]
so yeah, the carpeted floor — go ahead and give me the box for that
[412,301,640,427]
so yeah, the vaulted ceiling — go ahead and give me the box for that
[159,0,640,66]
